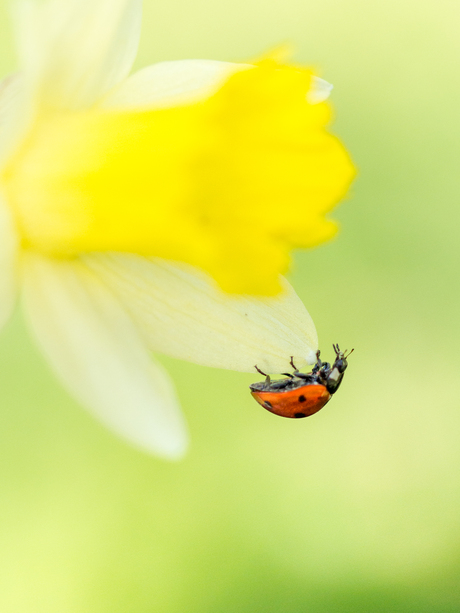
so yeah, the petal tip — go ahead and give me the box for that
[308,76,334,104]
[151,429,189,461]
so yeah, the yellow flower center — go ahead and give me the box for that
[2,60,355,295]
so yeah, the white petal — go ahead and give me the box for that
[22,253,188,458]
[307,76,333,104]
[102,59,249,109]
[0,193,19,332]
[84,254,318,374]
[14,0,142,110]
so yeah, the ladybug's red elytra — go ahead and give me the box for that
[250,344,353,419]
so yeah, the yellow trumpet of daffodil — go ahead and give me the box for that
[0,0,355,457]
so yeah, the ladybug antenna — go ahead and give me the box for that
[333,343,341,356]
[290,356,298,370]
[344,348,355,359]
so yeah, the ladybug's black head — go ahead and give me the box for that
[324,344,354,394]
[332,344,353,373]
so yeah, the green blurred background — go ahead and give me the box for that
[1,0,460,611]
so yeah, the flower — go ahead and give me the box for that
[0,0,355,458]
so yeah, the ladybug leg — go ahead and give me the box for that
[319,362,331,383]
[255,365,271,386]
[333,344,341,357]
[295,372,314,381]
[311,351,322,374]
[290,355,316,379]
[255,365,268,376]
[289,357,305,379]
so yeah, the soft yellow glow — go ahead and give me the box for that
[3,60,355,294]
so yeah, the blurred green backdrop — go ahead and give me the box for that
[1,0,460,611]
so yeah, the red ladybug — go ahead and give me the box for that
[250,344,353,419]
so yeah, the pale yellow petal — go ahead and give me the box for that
[22,253,188,458]
[0,75,21,142]
[0,74,29,166]
[103,60,249,110]
[84,253,318,374]
[0,193,19,332]
[14,0,142,110]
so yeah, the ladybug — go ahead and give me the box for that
[250,344,353,419]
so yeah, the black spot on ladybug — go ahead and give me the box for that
[263,401,273,409]
[294,412,307,418]
[298,395,306,403]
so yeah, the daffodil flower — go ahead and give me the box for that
[0,0,355,458]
